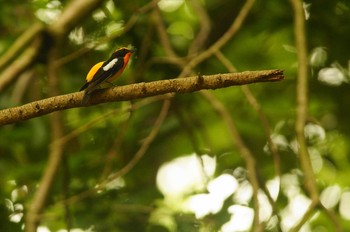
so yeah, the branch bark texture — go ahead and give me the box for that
[0,70,283,126]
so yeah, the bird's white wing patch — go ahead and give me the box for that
[103,58,118,71]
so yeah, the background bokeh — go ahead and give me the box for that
[1,0,350,231]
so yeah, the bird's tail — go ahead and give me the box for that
[80,82,89,91]
[81,91,91,105]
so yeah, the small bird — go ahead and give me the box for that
[80,47,134,104]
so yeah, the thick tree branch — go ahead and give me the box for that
[0,70,283,126]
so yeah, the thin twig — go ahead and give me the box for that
[101,99,171,185]
[290,0,318,202]
[289,200,318,232]
[290,0,342,231]
[152,7,178,58]
[188,0,211,55]
[289,0,320,229]
[11,71,36,104]
[180,0,256,76]
[214,51,281,178]
[56,0,159,67]
[53,96,168,150]
[61,155,72,231]
[0,22,44,71]
[0,39,42,92]
[178,0,263,229]
[173,106,202,155]
[214,50,282,229]
[99,104,133,181]
[320,204,342,232]
[201,91,263,231]
[51,98,171,207]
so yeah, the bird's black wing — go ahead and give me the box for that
[83,57,124,94]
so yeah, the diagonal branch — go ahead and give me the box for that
[100,99,171,186]
[0,22,44,71]
[289,0,342,231]
[290,0,317,201]
[188,0,211,55]
[0,38,43,92]
[180,0,255,76]
[0,70,284,126]
[201,91,264,230]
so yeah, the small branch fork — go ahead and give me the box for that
[0,70,283,126]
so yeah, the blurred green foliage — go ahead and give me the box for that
[1,0,350,231]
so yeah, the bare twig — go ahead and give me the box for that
[0,39,42,92]
[214,51,282,229]
[289,200,318,232]
[11,71,36,104]
[99,109,132,181]
[0,22,44,71]
[201,91,263,231]
[152,7,178,58]
[101,99,170,184]
[56,0,159,67]
[51,96,168,153]
[173,106,203,155]
[180,0,255,76]
[320,204,342,232]
[0,70,283,126]
[179,0,265,229]
[61,155,72,231]
[46,95,171,208]
[214,51,281,178]
[290,0,342,231]
[288,1,319,230]
[290,0,318,201]
[188,0,211,55]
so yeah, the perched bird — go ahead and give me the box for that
[80,47,134,104]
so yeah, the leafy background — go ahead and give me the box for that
[0,0,350,231]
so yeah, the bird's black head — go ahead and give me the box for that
[113,47,134,57]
